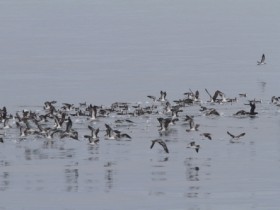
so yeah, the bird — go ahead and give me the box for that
[199,105,208,112]
[239,93,247,98]
[205,108,220,116]
[84,135,99,145]
[171,107,183,119]
[257,54,266,65]
[65,116,72,132]
[88,125,100,138]
[62,103,74,111]
[186,141,200,153]
[84,125,100,145]
[60,130,79,140]
[227,131,246,143]
[44,129,62,139]
[104,124,131,140]
[3,118,12,129]
[248,101,258,116]
[271,96,280,104]
[44,101,57,110]
[185,117,199,132]
[88,104,98,121]
[59,116,79,140]
[234,101,258,116]
[200,133,212,140]
[150,139,169,153]
[205,89,225,103]
[53,113,66,129]
[158,91,167,102]
[184,89,200,102]
[147,95,157,102]
[157,117,178,132]
[163,101,172,113]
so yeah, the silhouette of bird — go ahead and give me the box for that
[200,133,212,140]
[257,54,266,65]
[227,131,246,143]
[150,139,169,153]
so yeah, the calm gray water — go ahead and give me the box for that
[1,0,280,209]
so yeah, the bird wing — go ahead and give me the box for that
[159,141,169,153]
[236,132,246,138]
[205,88,213,100]
[105,124,112,131]
[205,133,212,140]
[120,133,131,139]
[150,140,156,149]
[94,128,100,137]
[66,119,72,132]
[227,131,235,138]
[147,95,156,101]
[261,54,265,63]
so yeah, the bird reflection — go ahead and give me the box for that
[65,168,79,192]
[258,81,266,93]
[24,147,48,160]
[184,158,199,181]
[87,144,100,160]
[104,161,116,192]
[184,186,200,198]
[160,157,169,162]
[184,158,200,198]
[0,171,10,191]
[0,160,11,191]
[42,139,56,148]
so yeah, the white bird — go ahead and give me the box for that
[186,141,200,153]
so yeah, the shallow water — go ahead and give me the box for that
[1,0,280,210]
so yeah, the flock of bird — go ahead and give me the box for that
[0,54,273,155]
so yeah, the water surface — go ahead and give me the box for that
[1,0,280,209]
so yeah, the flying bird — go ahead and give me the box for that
[257,54,266,65]
[227,131,246,143]
[200,133,212,140]
[186,141,200,153]
[150,139,169,153]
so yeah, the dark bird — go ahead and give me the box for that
[158,90,167,102]
[104,124,131,140]
[205,108,220,116]
[150,139,169,153]
[200,133,212,140]
[248,102,258,115]
[234,101,258,116]
[239,93,247,97]
[147,95,157,102]
[257,54,266,65]
[65,116,72,132]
